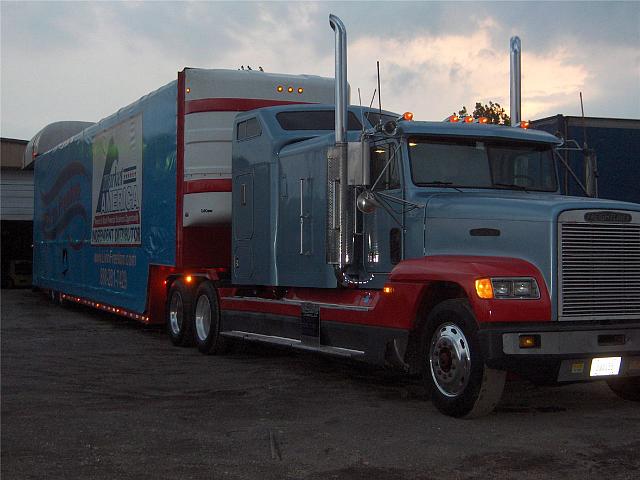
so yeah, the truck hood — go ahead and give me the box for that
[405,191,639,321]
[416,191,640,222]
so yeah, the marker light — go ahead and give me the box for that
[409,142,417,147]
[475,278,494,299]
[383,286,394,294]
[287,86,294,93]
[186,87,191,94]
[403,112,414,121]
[277,86,284,92]
[478,117,489,124]
[519,335,541,349]
[298,87,304,94]
[185,275,193,284]
[464,116,474,123]
[449,114,460,123]
[520,120,530,129]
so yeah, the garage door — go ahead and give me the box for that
[1,170,33,221]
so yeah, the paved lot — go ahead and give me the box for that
[2,289,639,479]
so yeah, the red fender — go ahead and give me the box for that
[389,255,551,324]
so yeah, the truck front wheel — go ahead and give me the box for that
[166,280,194,347]
[423,299,506,418]
[193,281,228,355]
[607,377,640,401]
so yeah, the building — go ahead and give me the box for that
[1,137,33,287]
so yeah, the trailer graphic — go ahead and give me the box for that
[91,115,143,246]
[31,15,640,418]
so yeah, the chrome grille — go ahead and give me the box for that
[559,210,640,321]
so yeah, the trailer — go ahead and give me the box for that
[531,115,640,204]
[32,15,640,418]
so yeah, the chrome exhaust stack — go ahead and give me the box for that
[328,14,351,271]
[510,36,522,127]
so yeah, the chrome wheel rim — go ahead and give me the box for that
[169,292,183,336]
[195,295,212,342]
[429,322,472,397]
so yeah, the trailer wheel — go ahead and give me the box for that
[422,299,506,418]
[607,377,640,401]
[166,280,194,347]
[193,281,228,355]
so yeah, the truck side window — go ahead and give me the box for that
[370,143,400,190]
[237,118,261,141]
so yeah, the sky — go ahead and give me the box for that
[1,1,639,141]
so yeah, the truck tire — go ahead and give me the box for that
[193,281,229,355]
[166,280,194,347]
[422,299,506,418]
[607,377,640,401]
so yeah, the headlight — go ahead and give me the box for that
[475,277,540,299]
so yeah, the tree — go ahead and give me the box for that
[456,101,511,125]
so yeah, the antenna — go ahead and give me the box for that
[376,60,382,123]
[358,88,365,133]
[364,88,377,125]
[580,91,588,149]
[579,91,598,197]
[368,89,377,109]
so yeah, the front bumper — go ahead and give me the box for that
[478,320,640,382]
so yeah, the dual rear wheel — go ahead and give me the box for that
[166,279,228,354]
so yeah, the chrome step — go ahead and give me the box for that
[220,330,365,358]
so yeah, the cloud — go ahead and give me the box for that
[1,1,638,140]
[347,23,590,121]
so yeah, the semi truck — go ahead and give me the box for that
[31,15,639,418]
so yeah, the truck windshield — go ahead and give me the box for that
[408,137,557,191]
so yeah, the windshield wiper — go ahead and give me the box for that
[494,183,530,192]
[419,181,463,192]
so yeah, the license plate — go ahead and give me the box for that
[590,357,621,377]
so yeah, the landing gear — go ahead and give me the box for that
[423,299,506,418]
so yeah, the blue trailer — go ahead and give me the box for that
[31,15,640,418]
[531,115,640,204]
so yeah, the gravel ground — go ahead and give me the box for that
[2,288,639,479]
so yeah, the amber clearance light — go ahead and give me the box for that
[475,278,494,299]
[403,111,414,121]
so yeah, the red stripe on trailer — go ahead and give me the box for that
[184,178,232,194]
[176,70,186,268]
[185,97,311,114]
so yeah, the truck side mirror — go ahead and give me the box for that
[356,189,378,214]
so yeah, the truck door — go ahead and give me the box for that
[363,140,404,278]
